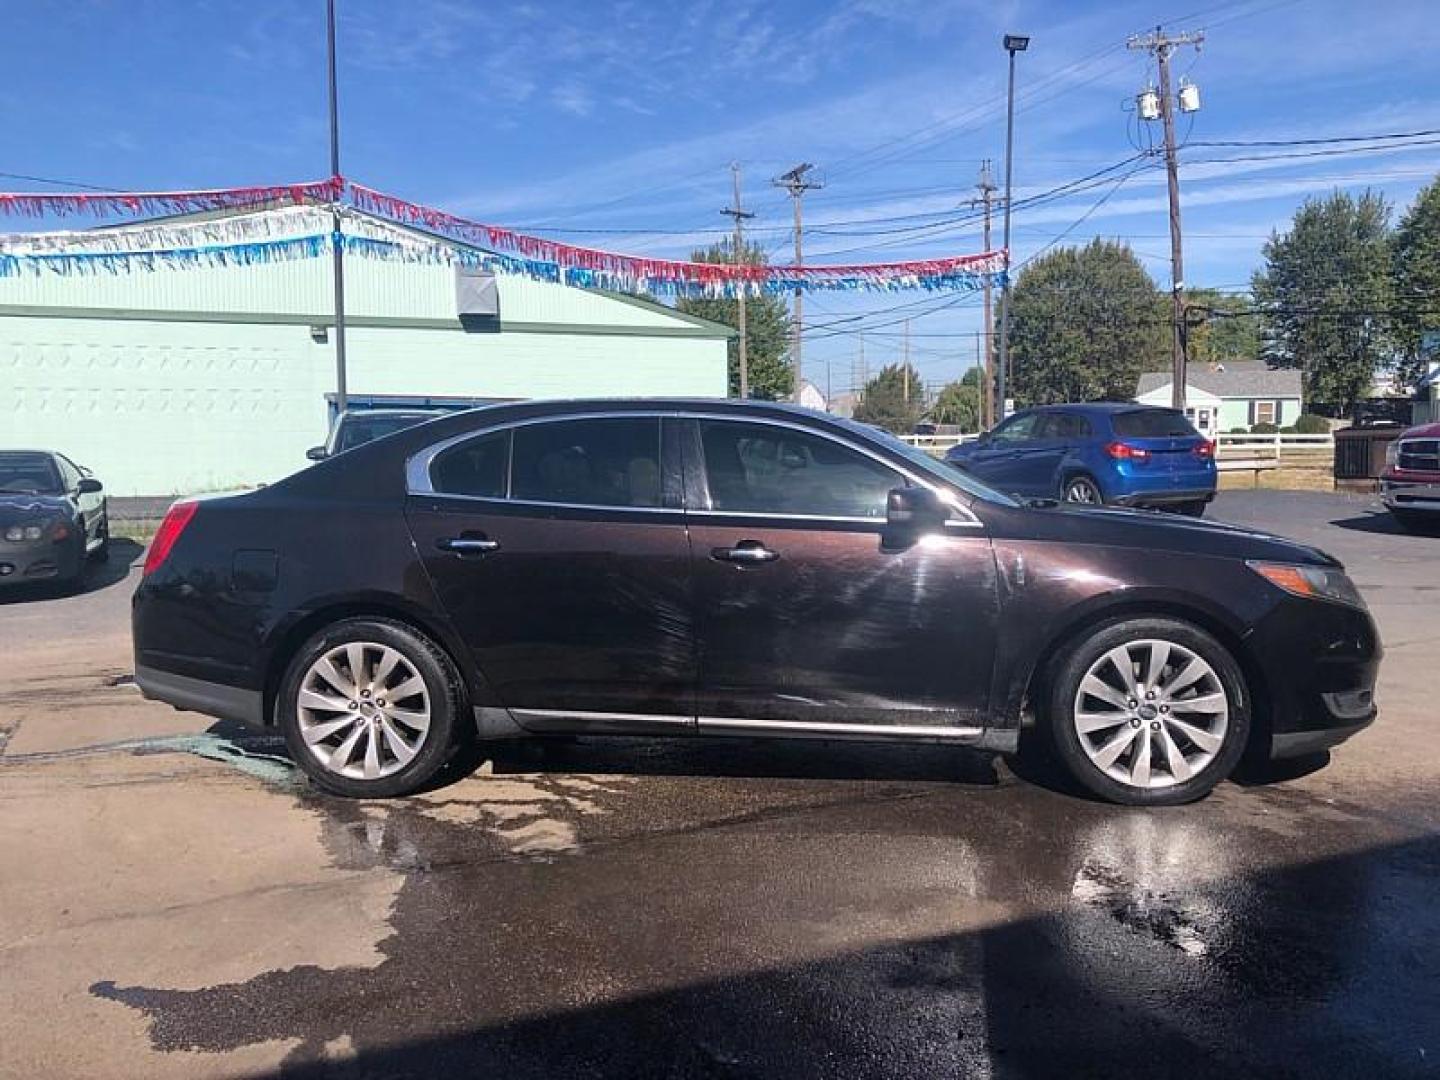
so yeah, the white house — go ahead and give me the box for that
[1135,365,1304,435]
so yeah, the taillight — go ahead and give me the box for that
[143,501,199,577]
[1193,440,1215,458]
[1105,441,1151,461]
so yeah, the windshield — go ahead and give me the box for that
[830,418,1020,507]
[334,413,440,453]
[0,453,63,495]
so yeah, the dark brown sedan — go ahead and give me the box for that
[132,399,1379,805]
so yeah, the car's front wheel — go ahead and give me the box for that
[1045,617,1249,805]
[278,618,466,797]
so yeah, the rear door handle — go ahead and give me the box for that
[711,541,779,565]
[437,536,501,556]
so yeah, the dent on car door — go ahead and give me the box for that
[403,416,696,726]
[683,417,1000,732]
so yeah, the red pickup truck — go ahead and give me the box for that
[1381,422,1440,531]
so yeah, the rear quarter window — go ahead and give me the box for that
[1112,409,1198,438]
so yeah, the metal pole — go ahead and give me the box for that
[723,163,754,399]
[326,0,348,413]
[1156,33,1188,412]
[996,42,1022,420]
[792,191,804,399]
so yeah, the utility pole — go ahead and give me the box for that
[903,319,913,421]
[773,163,823,401]
[722,163,755,399]
[968,160,1000,427]
[325,0,348,414]
[1129,25,1204,412]
[996,33,1029,422]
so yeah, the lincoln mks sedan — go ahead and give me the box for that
[132,399,1380,805]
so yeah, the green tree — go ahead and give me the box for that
[930,380,982,430]
[1392,174,1440,388]
[854,363,924,433]
[1005,240,1167,405]
[1185,287,1260,367]
[675,241,793,400]
[1252,189,1393,409]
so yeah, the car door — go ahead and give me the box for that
[683,416,1000,733]
[965,412,1041,494]
[404,414,696,728]
[1039,411,1092,497]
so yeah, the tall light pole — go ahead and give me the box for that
[326,0,348,413]
[995,33,1028,421]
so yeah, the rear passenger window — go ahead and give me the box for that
[431,431,509,498]
[511,418,662,508]
[1047,413,1091,439]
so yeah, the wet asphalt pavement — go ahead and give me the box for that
[2,490,1438,1079]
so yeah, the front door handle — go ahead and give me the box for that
[437,536,501,556]
[711,540,779,565]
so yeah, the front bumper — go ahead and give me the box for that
[1246,594,1381,759]
[0,537,82,586]
[1381,478,1440,514]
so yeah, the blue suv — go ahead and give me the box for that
[945,403,1217,515]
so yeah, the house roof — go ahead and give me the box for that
[1136,366,1302,399]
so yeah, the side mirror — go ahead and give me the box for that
[77,477,103,495]
[306,446,329,462]
[886,486,947,532]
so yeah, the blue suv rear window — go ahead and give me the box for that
[1112,409,1197,438]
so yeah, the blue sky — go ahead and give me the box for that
[6,0,1440,393]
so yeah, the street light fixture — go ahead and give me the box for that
[995,32,1028,422]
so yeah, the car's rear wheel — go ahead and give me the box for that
[1062,475,1104,505]
[278,618,466,797]
[1174,500,1208,518]
[1045,617,1249,805]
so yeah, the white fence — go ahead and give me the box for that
[899,431,1335,459]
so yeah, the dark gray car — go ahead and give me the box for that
[0,450,108,589]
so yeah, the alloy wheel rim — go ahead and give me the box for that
[1072,638,1229,790]
[1065,480,1099,504]
[297,642,431,781]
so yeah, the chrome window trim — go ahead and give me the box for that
[405,408,983,528]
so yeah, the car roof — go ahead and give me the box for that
[1024,402,1174,414]
[339,409,448,419]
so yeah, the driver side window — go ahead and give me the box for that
[699,421,900,519]
[56,456,82,493]
[990,414,1039,445]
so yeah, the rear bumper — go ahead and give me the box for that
[1112,487,1215,507]
[135,664,265,727]
[1381,478,1440,514]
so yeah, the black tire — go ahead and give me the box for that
[1174,500,1208,518]
[89,513,111,562]
[1061,474,1104,506]
[1044,617,1250,806]
[277,617,467,797]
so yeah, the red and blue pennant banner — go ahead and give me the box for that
[0,178,342,220]
[0,177,1005,296]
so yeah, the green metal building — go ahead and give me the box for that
[0,206,730,496]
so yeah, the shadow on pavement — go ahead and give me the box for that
[88,829,1440,1079]
[1330,510,1438,536]
[462,732,1002,787]
[0,538,143,605]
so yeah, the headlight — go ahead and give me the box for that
[2,521,67,543]
[1248,561,1365,608]
[1385,441,1399,468]
[4,523,44,542]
